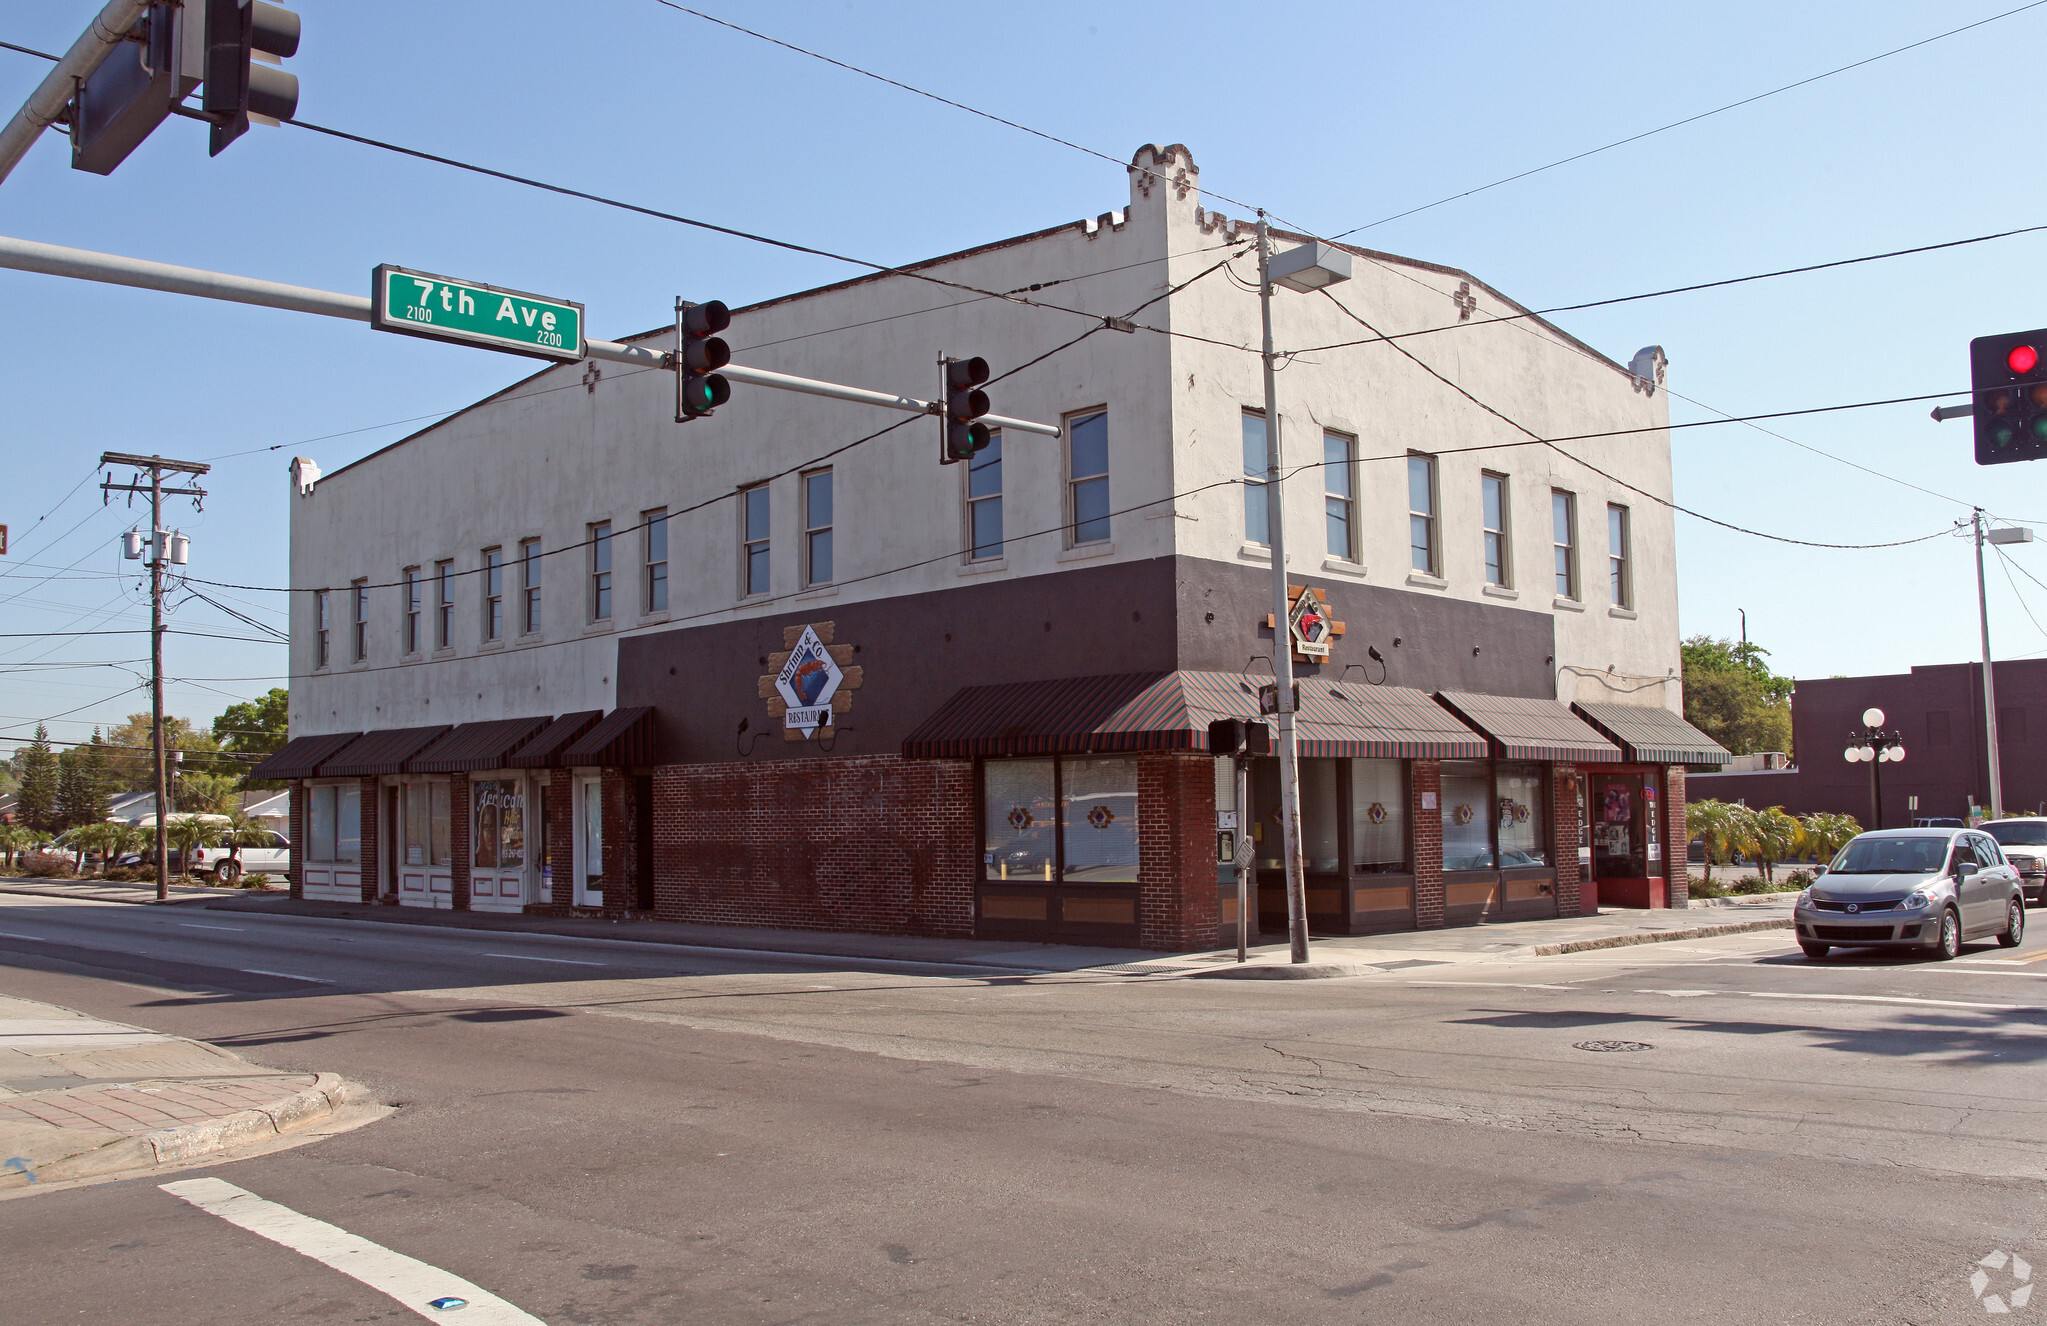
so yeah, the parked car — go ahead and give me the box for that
[119,831,290,885]
[1982,817,2047,903]
[1794,827,2024,960]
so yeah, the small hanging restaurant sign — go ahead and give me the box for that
[759,621,864,740]
[1264,584,1346,663]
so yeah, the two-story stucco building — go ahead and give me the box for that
[254,143,1728,951]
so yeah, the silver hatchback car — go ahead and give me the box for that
[1794,827,2026,960]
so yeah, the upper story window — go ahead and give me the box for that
[483,547,504,641]
[402,567,421,654]
[434,559,454,648]
[1325,432,1356,561]
[519,538,542,634]
[1552,490,1579,600]
[589,522,612,621]
[643,509,668,612]
[1481,472,1510,588]
[803,469,834,586]
[1068,410,1110,545]
[314,589,330,668]
[741,485,770,597]
[1608,503,1632,608]
[1407,453,1438,575]
[968,431,1003,560]
[350,578,368,662]
[1242,412,1269,546]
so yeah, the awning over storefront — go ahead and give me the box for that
[506,710,604,768]
[1572,702,1731,767]
[249,731,361,781]
[406,716,553,773]
[559,706,658,767]
[317,725,452,777]
[901,671,1489,760]
[1434,692,1621,763]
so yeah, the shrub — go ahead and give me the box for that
[20,851,75,879]
[1782,868,1816,889]
[239,872,270,889]
[1690,878,1729,898]
[1730,874,1773,895]
[101,867,139,882]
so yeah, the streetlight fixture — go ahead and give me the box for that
[1976,515,2032,821]
[1843,706,1905,830]
[1256,214,1351,964]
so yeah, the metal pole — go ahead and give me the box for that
[1257,211,1309,965]
[1976,509,2005,820]
[149,467,168,903]
[1871,748,1883,832]
[0,0,152,187]
[1235,755,1253,962]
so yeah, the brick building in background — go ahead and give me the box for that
[253,143,1726,951]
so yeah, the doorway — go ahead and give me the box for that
[573,774,604,908]
[1590,768,1666,908]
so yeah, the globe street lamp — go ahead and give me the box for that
[1842,706,1906,830]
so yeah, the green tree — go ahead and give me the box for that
[100,713,220,794]
[1687,798,1738,884]
[1798,812,1861,868]
[14,726,58,834]
[1745,806,1803,883]
[78,730,115,823]
[217,809,274,883]
[212,689,290,789]
[164,816,219,882]
[176,771,241,815]
[1682,635,1794,757]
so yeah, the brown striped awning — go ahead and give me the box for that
[317,725,452,777]
[559,706,658,767]
[1434,691,1620,763]
[901,672,1488,760]
[249,731,361,781]
[506,710,603,768]
[406,716,553,774]
[1572,702,1731,767]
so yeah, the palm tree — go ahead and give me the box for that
[1687,799,1736,884]
[1798,812,1861,871]
[163,816,218,883]
[0,823,32,872]
[215,809,272,885]
[1745,807,1803,883]
[56,821,120,876]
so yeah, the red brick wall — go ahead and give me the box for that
[1552,764,1581,917]
[1412,759,1444,928]
[1665,766,1689,907]
[288,780,304,900]
[548,769,575,909]
[357,776,380,903]
[599,768,633,917]
[650,754,974,938]
[450,777,471,911]
[1137,752,1218,951]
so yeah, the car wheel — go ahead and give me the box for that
[2000,897,2025,948]
[213,860,240,886]
[1799,942,1830,960]
[1934,907,1962,960]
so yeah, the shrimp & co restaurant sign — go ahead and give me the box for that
[758,622,865,740]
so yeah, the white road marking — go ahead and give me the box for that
[0,932,46,940]
[181,923,245,932]
[480,952,604,966]
[239,968,332,984]
[161,1178,546,1324]
[1637,987,2039,1012]
[1406,981,1583,991]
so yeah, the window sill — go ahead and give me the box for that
[736,591,775,606]
[795,584,839,601]
[1482,584,1519,600]
[1405,571,1448,590]
[478,640,507,652]
[1608,605,1638,620]
[516,631,544,645]
[582,621,614,637]
[1553,596,1585,613]
[1058,541,1114,563]
[1320,557,1366,578]
[958,558,1007,577]
[636,611,670,626]
[1237,541,1271,562]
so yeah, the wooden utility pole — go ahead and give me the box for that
[101,452,207,903]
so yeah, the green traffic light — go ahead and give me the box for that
[2030,416,2047,442]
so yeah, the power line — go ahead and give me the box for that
[1328,0,2047,238]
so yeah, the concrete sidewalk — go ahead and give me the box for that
[0,995,349,1189]
[0,877,264,907]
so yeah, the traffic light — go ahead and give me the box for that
[71,4,193,175]
[942,356,992,463]
[1206,718,1273,757]
[202,0,301,157]
[675,300,732,421]
[1972,328,2047,465]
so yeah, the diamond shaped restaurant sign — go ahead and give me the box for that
[775,625,844,737]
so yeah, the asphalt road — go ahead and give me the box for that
[2,893,2045,1324]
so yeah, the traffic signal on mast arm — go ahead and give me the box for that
[941,356,992,463]
[675,301,733,421]
[1972,328,2047,465]
[202,0,301,156]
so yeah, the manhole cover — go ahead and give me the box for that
[1574,1039,1655,1053]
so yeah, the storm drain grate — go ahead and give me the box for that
[1574,1039,1655,1053]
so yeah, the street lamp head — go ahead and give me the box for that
[1862,707,1886,728]
[1858,744,1877,762]
[1844,746,1863,763]
[1266,240,1353,294]
[1889,745,1905,763]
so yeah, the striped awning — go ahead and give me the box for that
[901,672,1488,760]
[1573,702,1731,767]
[249,731,361,781]
[560,706,658,767]
[318,725,452,777]
[506,710,603,768]
[1434,692,1620,763]
[406,716,553,774]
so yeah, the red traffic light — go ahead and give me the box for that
[2011,344,2039,375]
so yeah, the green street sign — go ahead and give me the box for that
[371,264,585,362]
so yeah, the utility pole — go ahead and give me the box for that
[102,452,207,902]
[1975,510,2004,822]
[1256,212,1309,964]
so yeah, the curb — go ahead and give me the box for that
[0,881,227,906]
[5,1073,350,1188]
[1527,917,1793,957]
[1189,962,1375,981]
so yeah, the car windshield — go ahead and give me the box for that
[1986,822,2047,847]
[1828,836,1949,875]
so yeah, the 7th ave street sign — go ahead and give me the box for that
[371,265,585,362]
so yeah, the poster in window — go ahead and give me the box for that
[1602,784,1632,823]
[474,780,500,868]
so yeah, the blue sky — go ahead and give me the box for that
[4,0,2046,757]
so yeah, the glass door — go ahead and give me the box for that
[575,775,604,907]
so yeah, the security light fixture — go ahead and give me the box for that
[1265,240,1353,294]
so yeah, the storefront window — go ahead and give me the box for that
[306,784,360,863]
[405,783,430,866]
[1496,764,1550,867]
[984,758,1056,882]
[431,782,452,867]
[473,779,525,869]
[1441,762,1494,870]
[1061,756,1139,882]
[1300,760,1341,873]
[1592,774,1644,878]
[309,786,335,861]
[1350,759,1407,873]
[1642,776,1661,865]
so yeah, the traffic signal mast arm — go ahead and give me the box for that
[0,233,1063,436]
[0,0,153,186]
